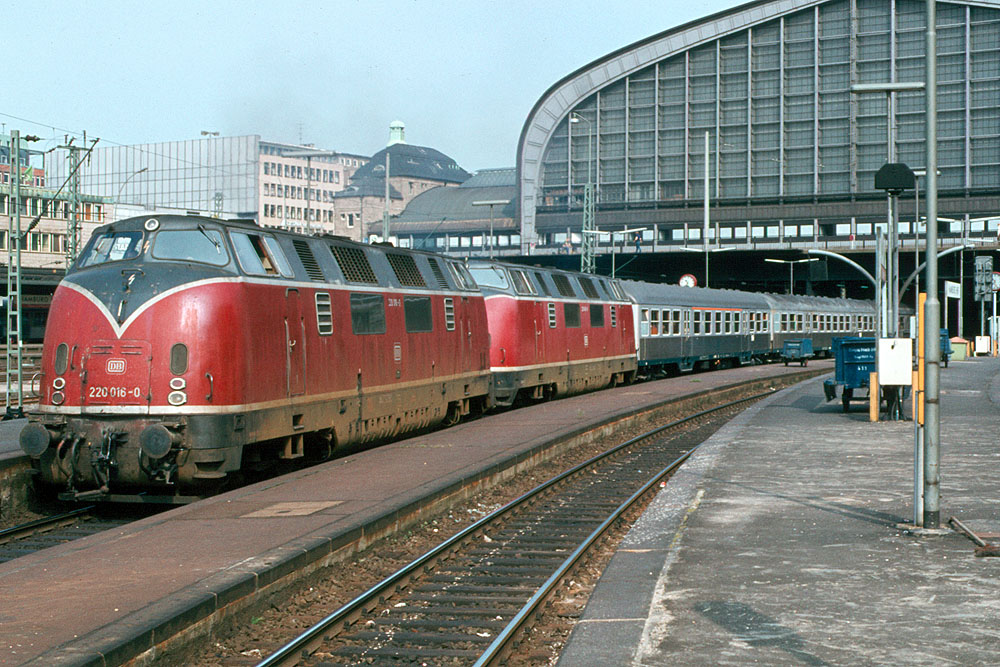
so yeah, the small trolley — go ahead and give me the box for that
[823,336,876,412]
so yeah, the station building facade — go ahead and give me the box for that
[516,0,1000,255]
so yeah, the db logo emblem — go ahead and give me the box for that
[106,359,126,374]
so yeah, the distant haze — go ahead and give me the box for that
[4,0,739,172]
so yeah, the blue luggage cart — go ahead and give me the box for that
[823,337,876,412]
[782,338,814,367]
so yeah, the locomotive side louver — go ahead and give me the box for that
[292,239,326,281]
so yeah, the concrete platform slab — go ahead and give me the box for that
[560,357,1000,666]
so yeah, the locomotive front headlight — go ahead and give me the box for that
[53,377,65,390]
[169,377,186,390]
[167,391,187,406]
[51,391,65,406]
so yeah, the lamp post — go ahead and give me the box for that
[851,82,924,336]
[471,200,509,259]
[570,112,596,273]
[116,167,148,208]
[764,257,820,295]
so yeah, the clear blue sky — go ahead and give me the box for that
[4,0,738,172]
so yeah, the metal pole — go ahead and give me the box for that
[923,0,941,530]
[488,204,495,259]
[382,152,390,242]
[704,131,710,288]
[5,131,23,418]
[789,262,794,295]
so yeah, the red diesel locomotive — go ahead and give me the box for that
[20,215,492,499]
[468,260,636,405]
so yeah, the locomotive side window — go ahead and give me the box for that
[315,292,333,335]
[350,293,386,335]
[404,296,433,333]
[590,305,605,328]
[152,229,229,266]
[447,261,477,290]
[509,269,536,295]
[231,231,293,277]
[564,303,581,328]
[79,231,144,267]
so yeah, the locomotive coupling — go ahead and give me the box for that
[20,423,56,457]
[140,424,181,460]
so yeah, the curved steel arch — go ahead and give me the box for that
[515,0,825,252]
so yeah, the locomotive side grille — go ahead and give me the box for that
[533,271,553,296]
[292,239,326,281]
[551,274,576,298]
[444,298,455,331]
[315,292,333,335]
[426,258,450,289]
[329,245,377,284]
[577,276,600,299]
[386,253,427,288]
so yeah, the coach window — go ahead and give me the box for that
[650,310,659,335]
[350,293,386,334]
[640,309,650,336]
[672,310,681,335]
[714,311,721,334]
[564,303,581,328]
[693,311,702,335]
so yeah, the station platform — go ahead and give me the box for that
[0,362,816,666]
[560,356,1000,665]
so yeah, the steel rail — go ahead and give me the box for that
[0,505,93,546]
[257,388,775,667]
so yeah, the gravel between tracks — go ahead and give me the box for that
[171,391,753,667]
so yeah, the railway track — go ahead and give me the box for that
[0,506,143,563]
[257,390,771,667]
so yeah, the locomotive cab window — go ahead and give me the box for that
[231,231,294,277]
[79,230,145,267]
[468,265,509,290]
[151,228,230,266]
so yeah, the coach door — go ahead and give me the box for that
[285,289,306,397]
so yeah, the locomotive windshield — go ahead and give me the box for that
[151,228,230,266]
[78,231,145,267]
[468,266,509,290]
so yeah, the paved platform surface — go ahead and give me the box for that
[561,356,1000,666]
[0,362,817,666]
[0,419,26,463]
